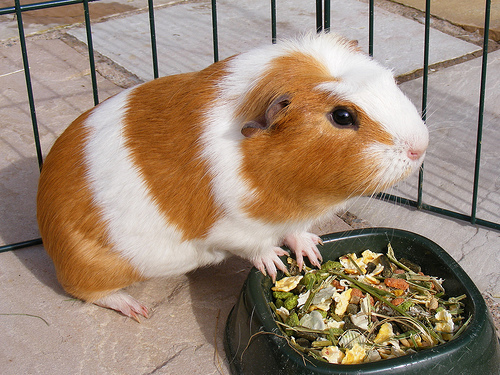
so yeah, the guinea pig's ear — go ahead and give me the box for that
[241,94,291,138]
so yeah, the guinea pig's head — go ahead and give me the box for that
[231,33,428,217]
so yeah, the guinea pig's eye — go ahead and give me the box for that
[329,108,357,128]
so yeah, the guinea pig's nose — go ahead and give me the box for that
[407,147,426,161]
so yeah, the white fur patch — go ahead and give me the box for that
[83,89,225,277]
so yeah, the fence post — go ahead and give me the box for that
[471,0,491,224]
[368,0,374,56]
[14,0,43,171]
[83,0,99,105]
[211,0,219,62]
[148,0,159,79]
[417,0,432,209]
[271,0,277,44]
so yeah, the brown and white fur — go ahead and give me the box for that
[37,33,428,320]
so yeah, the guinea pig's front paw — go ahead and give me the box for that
[252,247,290,282]
[283,232,323,271]
[93,291,149,322]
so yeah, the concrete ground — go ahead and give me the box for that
[0,0,499,374]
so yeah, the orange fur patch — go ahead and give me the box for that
[122,62,228,241]
[238,53,393,223]
[37,111,146,302]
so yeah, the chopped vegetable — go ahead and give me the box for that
[384,277,410,290]
[341,343,366,364]
[269,244,469,365]
[321,346,345,364]
[272,275,303,292]
[374,322,394,344]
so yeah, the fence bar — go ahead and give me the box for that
[14,0,43,171]
[324,0,330,32]
[0,239,43,253]
[148,0,159,79]
[83,0,99,105]
[417,0,432,208]
[316,0,322,33]
[368,0,374,56]
[271,0,277,44]
[471,0,491,224]
[211,0,219,62]
[0,0,95,15]
[314,0,329,33]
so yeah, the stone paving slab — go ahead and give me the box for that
[0,0,174,41]
[396,0,500,41]
[67,0,479,81]
[1,243,249,375]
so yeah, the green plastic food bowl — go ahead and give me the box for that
[224,228,500,374]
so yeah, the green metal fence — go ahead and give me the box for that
[0,0,496,253]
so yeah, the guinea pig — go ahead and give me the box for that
[37,33,428,320]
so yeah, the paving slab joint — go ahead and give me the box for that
[58,31,144,88]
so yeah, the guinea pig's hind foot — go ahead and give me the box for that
[252,247,290,282]
[93,291,149,322]
[283,232,323,271]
